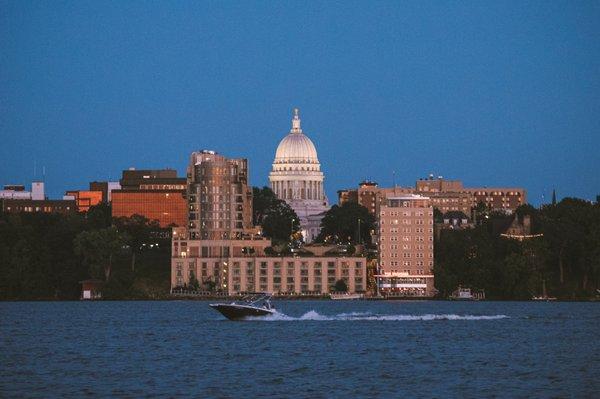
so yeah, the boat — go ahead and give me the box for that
[209,293,276,320]
[532,279,557,301]
[449,286,485,301]
[329,292,364,300]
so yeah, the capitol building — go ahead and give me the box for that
[269,109,330,242]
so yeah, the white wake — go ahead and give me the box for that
[245,310,508,321]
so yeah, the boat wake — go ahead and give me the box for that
[245,310,508,321]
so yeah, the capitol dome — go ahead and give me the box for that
[274,110,319,164]
[268,108,330,243]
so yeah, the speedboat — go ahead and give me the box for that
[210,293,276,320]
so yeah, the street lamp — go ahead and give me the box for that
[290,217,296,239]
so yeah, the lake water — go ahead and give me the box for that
[1,301,598,398]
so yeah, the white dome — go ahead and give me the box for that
[274,109,319,164]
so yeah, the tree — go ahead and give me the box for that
[86,202,112,229]
[74,227,125,281]
[252,186,278,226]
[472,201,490,225]
[333,279,348,292]
[114,214,160,273]
[189,273,200,290]
[259,201,300,244]
[315,202,375,245]
[433,208,444,223]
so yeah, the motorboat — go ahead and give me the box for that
[449,286,485,301]
[210,293,276,320]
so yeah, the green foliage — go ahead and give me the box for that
[86,202,112,229]
[189,273,200,290]
[433,208,444,223]
[0,212,87,299]
[435,198,600,299]
[114,214,161,272]
[252,186,300,243]
[74,227,126,281]
[0,210,171,300]
[333,279,348,292]
[315,202,375,245]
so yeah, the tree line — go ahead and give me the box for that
[0,203,171,300]
[434,198,600,299]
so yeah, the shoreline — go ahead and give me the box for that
[1,296,598,302]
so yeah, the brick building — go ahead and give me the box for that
[377,194,435,297]
[111,168,187,227]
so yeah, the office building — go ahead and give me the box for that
[111,168,187,227]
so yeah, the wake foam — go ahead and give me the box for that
[245,310,508,321]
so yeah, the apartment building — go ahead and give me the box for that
[377,194,435,297]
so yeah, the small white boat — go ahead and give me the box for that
[210,293,276,320]
[329,292,364,300]
[449,286,484,301]
[532,280,557,301]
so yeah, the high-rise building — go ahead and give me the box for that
[186,150,253,240]
[111,168,187,227]
[269,109,329,242]
[171,149,367,296]
[377,194,435,297]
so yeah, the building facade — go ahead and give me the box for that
[89,181,121,202]
[340,175,526,217]
[377,195,435,297]
[186,150,253,240]
[111,168,187,227]
[1,198,76,214]
[171,227,367,295]
[268,109,329,242]
[64,190,103,212]
[416,175,526,214]
[0,182,76,214]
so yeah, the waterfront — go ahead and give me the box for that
[1,301,598,398]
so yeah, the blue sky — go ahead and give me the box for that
[1,1,599,204]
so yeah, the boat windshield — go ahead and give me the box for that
[239,293,272,306]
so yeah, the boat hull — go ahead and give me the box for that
[210,304,275,320]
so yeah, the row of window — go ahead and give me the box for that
[381,244,433,250]
[385,253,433,258]
[381,211,433,217]
[382,261,433,268]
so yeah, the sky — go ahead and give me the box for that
[1,1,599,205]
